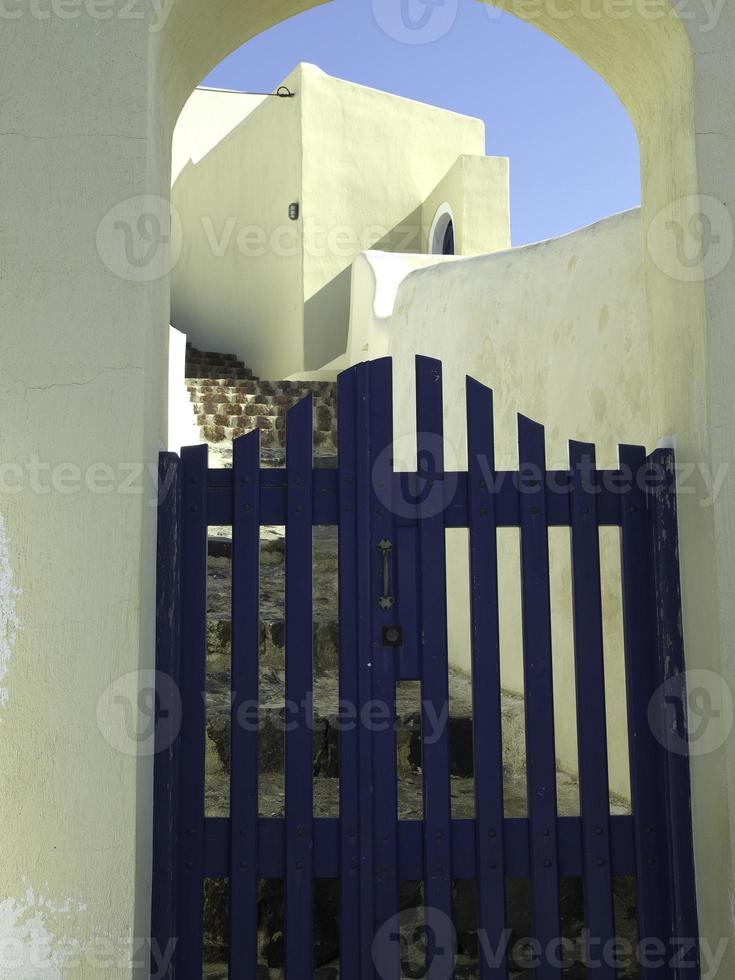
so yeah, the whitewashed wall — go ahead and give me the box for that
[355,209,648,797]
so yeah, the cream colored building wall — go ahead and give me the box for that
[171,68,304,380]
[385,208,647,799]
[298,64,496,369]
[171,87,266,183]
[421,154,511,256]
[2,1,735,973]
[171,64,507,378]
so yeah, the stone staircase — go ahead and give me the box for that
[185,345,337,469]
[181,346,637,980]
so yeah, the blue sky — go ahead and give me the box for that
[204,0,640,247]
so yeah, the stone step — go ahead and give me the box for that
[195,403,335,423]
[200,425,338,449]
[189,393,336,410]
[186,346,255,376]
[187,379,336,396]
[196,412,335,430]
[186,364,255,378]
[203,445,338,472]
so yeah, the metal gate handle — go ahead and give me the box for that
[377,539,395,610]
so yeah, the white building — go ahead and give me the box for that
[171,64,510,378]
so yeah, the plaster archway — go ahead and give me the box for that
[154,3,731,963]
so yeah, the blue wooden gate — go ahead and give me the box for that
[152,356,700,979]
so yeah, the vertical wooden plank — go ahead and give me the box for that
[618,444,670,977]
[354,361,377,978]
[517,415,561,980]
[337,366,361,978]
[396,524,420,681]
[648,448,700,976]
[369,357,401,979]
[415,355,454,978]
[284,395,315,980]
[176,443,209,979]
[229,431,261,978]
[152,452,181,979]
[466,378,508,980]
[568,441,615,978]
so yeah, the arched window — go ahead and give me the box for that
[429,203,455,256]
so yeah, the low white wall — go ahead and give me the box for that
[380,209,647,798]
[347,251,460,363]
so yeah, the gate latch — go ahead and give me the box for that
[377,538,395,611]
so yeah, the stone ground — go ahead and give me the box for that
[184,346,637,979]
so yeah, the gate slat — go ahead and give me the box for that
[152,452,181,978]
[466,378,508,980]
[568,441,616,978]
[284,395,315,980]
[618,445,669,977]
[176,443,209,979]
[369,357,401,979]
[229,431,261,978]
[415,355,455,977]
[396,524,420,680]
[353,363,378,977]
[517,415,562,980]
[337,366,362,977]
[648,449,700,973]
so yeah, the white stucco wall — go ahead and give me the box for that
[171,64,510,377]
[382,208,647,798]
[346,251,461,363]
[298,65,508,369]
[171,67,304,379]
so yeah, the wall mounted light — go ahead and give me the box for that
[288,203,300,221]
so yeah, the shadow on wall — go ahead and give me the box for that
[303,208,423,371]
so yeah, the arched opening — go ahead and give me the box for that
[429,204,456,256]
[160,3,724,976]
